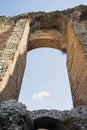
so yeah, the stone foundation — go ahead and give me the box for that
[0,100,87,130]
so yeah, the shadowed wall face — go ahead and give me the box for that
[34,117,66,130]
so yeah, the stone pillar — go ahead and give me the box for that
[66,22,87,106]
[0,19,30,102]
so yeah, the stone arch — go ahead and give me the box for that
[33,117,67,130]
[29,19,87,107]
[28,29,66,51]
[0,8,87,107]
[27,21,87,107]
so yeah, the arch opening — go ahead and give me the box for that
[19,47,73,110]
[34,117,67,130]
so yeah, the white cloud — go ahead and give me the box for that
[32,91,50,99]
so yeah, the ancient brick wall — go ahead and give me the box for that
[66,22,87,106]
[0,5,87,130]
[0,5,87,107]
[0,19,30,102]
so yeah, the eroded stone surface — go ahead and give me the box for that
[28,29,66,51]
[74,22,87,55]
[0,19,27,91]
[0,5,87,107]
[0,19,30,102]
[0,100,33,130]
[0,100,87,130]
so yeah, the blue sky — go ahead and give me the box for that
[0,0,87,16]
[19,49,73,110]
[0,0,87,110]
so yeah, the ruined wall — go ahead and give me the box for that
[0,19,30,102]
[1,100,87,130]
[28,7,87,107]
[66,22,87,106]
[0,5,87,106]
[0,5,87,130]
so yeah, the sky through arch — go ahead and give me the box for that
[19,48,73,110]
